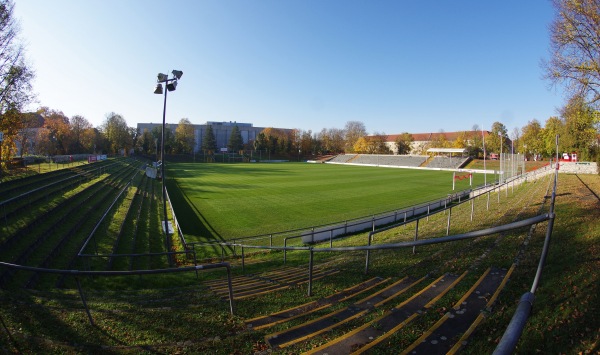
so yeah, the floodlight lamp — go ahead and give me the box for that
[166,80,177,92]
[157,73,168,82]
[154,83,163,94]
[172,70,183,79]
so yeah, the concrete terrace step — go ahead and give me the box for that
[246,277,388,331]
[266,275,425,349]
[305,272,467,355]
[204,266,340,301]
[401,265,515,354]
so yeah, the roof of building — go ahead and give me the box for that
[384,130,498,142]
[427,148,467,154]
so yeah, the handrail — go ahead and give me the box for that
[165,187,187,248]
[226,214,550,253]
[222,212,550,296]
[493,164,559,354]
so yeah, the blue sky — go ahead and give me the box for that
[14,0,563,136]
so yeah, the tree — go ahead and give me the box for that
[261,127,291,154]
[394,132,414,154]
[353,136,370,153]
[0,0,35,168]
[543,0,600,107]
[510,127,522,154]
[344,121,367,153]
[353,133,390,154]
[371,133,391,154]
[69,115,92,153]
[0,107,19,164]
[319,128,345,153]
[521,120,544,158]
[299,130,314,155]
[0,0,34,115]
[560,97,599,159]
[40,108,71,155]
[175,118,195,154]
[136,128,156,156]
[227,125,244,152]
[202,125,217,152]
[467,127,484,158]
[431,131,450,149]
[453,131,469,149]
[101,112,132,155]
[150,125,174,155]
[541,116,565,156]
[487,121,508,153]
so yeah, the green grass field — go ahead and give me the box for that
[166,162,485,242]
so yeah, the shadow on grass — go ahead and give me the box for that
[166,178,233,258]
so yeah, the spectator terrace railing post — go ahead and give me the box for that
[308,248,314,297]
[446,207,452,236]
[75,277,94,326]
[226,265,235,315]
[365,233,372,275]
[241,246,245,273]
[413,218,419,254]
[330,230,333,248]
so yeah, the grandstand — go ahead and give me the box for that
[326,148,470,170]
[327,154,428,167]
[326,154,357,163]
[426,156,471,169]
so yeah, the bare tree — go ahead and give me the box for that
[0,0,34,114]
[543,0,600,107]
[0,0,34,168]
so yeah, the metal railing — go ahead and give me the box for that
[493,164,559,354]
[165,187,187,249]
[188,188,477,261]
[193,165,555,267]
[225,213,551,297]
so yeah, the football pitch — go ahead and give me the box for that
[166,162,484,242]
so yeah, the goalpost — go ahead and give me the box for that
[453,172,472,190]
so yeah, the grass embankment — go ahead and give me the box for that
[0,159,89,182]
[0,167,597,354]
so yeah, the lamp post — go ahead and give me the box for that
[482,127,487,186]
[499,132,503,184]
[154,70,183,267]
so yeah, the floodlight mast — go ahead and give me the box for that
[154,70,182,267]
